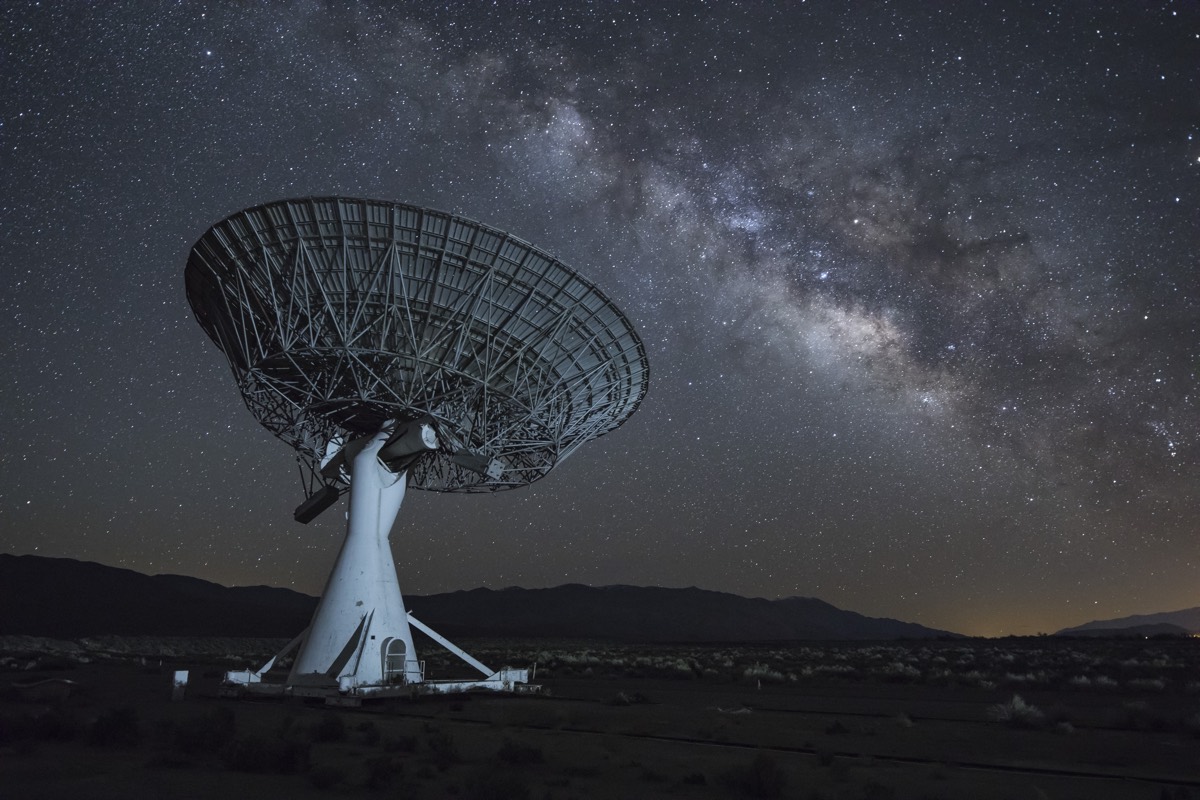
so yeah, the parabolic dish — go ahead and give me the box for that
[185,197,649,492]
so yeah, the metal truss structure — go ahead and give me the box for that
[186,196,649,494]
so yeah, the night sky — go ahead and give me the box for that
[3,2,1197,636]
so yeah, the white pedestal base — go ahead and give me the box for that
[288,429,421,689]
[222,426,535,697]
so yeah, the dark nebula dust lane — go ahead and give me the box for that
[2,1,1197,636]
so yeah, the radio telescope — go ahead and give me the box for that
[186,197,648,697]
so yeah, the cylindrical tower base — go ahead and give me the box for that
[288,430,422,689]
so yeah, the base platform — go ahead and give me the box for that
[221,667,539,705]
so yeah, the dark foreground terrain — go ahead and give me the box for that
[2,637,1198,799]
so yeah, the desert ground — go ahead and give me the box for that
[2,636,1198,799]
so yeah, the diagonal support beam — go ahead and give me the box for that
[407,612,493,678]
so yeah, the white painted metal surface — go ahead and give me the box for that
[223,428,539,696]
[288,429,422,689]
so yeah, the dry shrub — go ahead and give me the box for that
[464,765,532,800]
[311,713,346,743]
[987,695,1045,729]
[497,737,544,765]
[173,706,234,754]
[862,780,897,800]
[718,751,787,798]
[1110,700,1170,732]
[88,706,141,747]
[221,734,310,774]
[308,762,346,790]
[355,719,380,745]
[384,732,418,752]
[1,708,81,748]
[426,729,459,771]
[364,755,401,789]
[610,690,651,706]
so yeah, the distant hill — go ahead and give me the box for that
[1057,622,1191,639]
[410,585,957,641]
[0,554,316,638]
[0,554,959,641]
[1056,607,1200,637]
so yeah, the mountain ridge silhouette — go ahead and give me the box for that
[0,554,958,641]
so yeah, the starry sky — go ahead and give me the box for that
[3,1,1197,637]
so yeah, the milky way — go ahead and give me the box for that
[2,1,1197,635]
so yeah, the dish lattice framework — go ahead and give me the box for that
[185,197,649,492]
